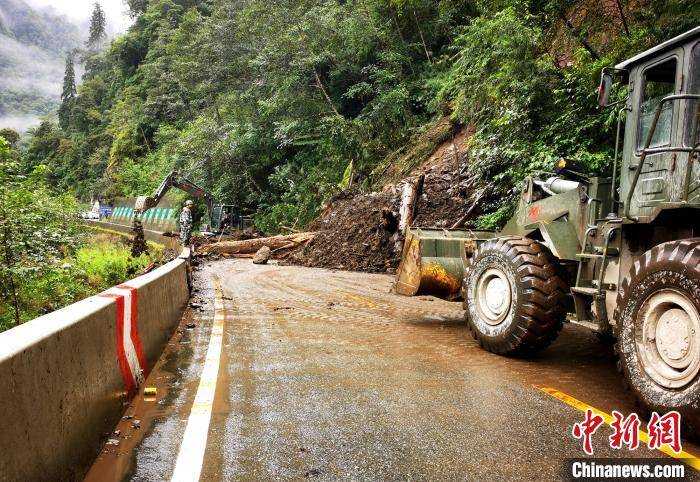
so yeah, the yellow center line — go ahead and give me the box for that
[534,385,700,470]
[345,294,378,308]
[171,279,226,482]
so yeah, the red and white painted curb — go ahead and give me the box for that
[99,285,148,394]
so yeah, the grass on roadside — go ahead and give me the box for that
[0,234,164,332]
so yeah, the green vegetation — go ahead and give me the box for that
[12,1,700,230]
[2,238,162,332]
[74,236,162,288]
[59,52,77,130]
[0,0,79,52]
[1,0,697,329]
[86,2,107,50]
[0,135,163,332]
[0,135,79,328]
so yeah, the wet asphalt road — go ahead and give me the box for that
[85,259,700,481]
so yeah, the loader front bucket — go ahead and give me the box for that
[395,228,494,299]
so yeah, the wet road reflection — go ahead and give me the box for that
[86,259,700,481]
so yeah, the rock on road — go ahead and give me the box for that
[85,259,700,481]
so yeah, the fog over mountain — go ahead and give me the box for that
[0,0,81,132]
[24,0,131,36]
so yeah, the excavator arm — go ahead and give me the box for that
[134,171,215,215]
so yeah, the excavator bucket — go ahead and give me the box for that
[134,195,156,214]
[395,228,494,298]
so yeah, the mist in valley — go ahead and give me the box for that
[0,0,127,133]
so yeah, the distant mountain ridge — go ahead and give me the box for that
[0,0,82,132]
[0,0,79,52]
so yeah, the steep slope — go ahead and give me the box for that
[0,0,80,131]
[286,124,479,273]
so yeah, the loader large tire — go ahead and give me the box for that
[464,237,569,355]
[615,239,700,436]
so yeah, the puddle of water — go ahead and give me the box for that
[84,306,208,482]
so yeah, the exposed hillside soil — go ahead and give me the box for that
[412,126,475,228]
[286,124,481,272]
[374,117,458,183]
[548,1,630,68]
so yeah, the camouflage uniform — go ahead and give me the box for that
[179,206,193,245]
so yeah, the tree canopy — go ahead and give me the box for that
[86,2,107,51]
[21,0,700,232]
[59,52,77,129]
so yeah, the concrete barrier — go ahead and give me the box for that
[84,219,182,251]
[0,250,191,481]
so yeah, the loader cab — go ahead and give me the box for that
[599,27,700,222]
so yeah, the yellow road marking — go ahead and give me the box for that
[534,385,700,470]
[345,294,378,308]
[171,280,226,482]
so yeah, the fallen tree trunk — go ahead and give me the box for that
[450,189,486,229]
[202,232,315,255]
[394,174,425,253]
[398,174,425,234]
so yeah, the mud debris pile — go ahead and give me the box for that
[131,218,148,257]
[412,154,474,228]
[288,126,482,273]
[286,189,401,272]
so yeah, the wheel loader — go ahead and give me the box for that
[397,27,700,429]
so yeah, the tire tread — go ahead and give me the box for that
[466,236,569,355]
[613,238,700,438]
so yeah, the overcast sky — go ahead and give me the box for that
[25,0,133,35]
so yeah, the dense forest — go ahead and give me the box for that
[16,0,700,232]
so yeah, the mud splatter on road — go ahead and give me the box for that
[84,268,218,482]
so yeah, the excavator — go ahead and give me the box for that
[134,171,244,234]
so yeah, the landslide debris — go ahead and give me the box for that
[203,232,314,256]
[190,227,262,251]
[287,124,481,273]
[252,246,272,264]
[186,123,482,273]
[286,189,400,272]
[412,126,475,228]
[131,218,148,257]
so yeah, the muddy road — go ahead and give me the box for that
[85,259,700,481]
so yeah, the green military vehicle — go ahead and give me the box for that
[400,27,700,429]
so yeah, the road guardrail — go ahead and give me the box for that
[0,246,191,481]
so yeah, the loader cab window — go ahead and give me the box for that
[687,42,700,147]
[638,57,677,149]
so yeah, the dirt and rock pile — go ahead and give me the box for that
[411,128,475,227]
[194,124,484,273]
[287,125,483,273]
[130,218,148,257]
[285,189,400,272]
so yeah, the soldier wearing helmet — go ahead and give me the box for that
[180,200,194,245]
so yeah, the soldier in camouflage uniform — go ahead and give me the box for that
[180,200,194,245]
